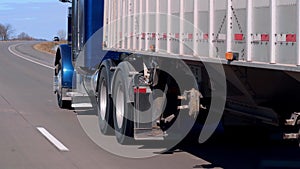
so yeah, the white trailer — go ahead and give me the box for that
[104,0,300,71]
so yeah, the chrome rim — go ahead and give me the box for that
[99,79,107,121]
[57,70,62,100]
[116,84,125,129]
[57,71,62,90]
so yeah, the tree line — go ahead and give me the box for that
[0,23,66,41]
[0,23,14,41]
[0,23,34,41]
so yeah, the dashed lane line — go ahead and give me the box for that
[37,127,70,152]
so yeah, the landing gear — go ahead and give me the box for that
[283,112,300,147]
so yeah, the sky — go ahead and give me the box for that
[0,0,70,40]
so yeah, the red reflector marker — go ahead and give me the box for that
[163,33,167,39]
[234,34,244,41]
[152,33,156,38]
[188,34,193,39]
[141,33,146,39]
[175,33,180,39]
[261,34,269,42]
[286,34,296,42]
[134,87,147,94]
[203,34,209,40]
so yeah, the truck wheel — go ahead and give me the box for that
[97,68,114,135]
[112,70,134,144]
[57,89,71,109]
[56,70,71,109]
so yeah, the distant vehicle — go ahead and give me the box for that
[53,37,60,42]
[54,0,300,146]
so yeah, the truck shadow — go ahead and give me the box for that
[177,128,300,169]
[75,109,300,168]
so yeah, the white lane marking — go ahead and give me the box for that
[37,127,70,152]
[8,44,55,70]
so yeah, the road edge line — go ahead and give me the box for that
[8,44,54,70]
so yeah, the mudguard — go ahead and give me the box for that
[55,44,74,89]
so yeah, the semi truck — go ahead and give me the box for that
[54,0,300,145]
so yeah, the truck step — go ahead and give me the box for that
[71,95,93,108]
[66,92,89,97]
[71,103,93,108]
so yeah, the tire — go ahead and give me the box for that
[97,68,114,135]
[112,70,134,144]
[56,66,71,109]
[57,89,71,109]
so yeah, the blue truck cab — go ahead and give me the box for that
[54,0,119,108]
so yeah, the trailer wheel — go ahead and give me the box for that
[97,68,114,135]
[56,68,71,109]
[112,69,134,144]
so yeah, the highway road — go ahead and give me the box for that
[0,41,299,169]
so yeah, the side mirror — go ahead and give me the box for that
[53,37,60,42]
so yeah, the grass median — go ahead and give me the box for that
[34,41,67,55]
